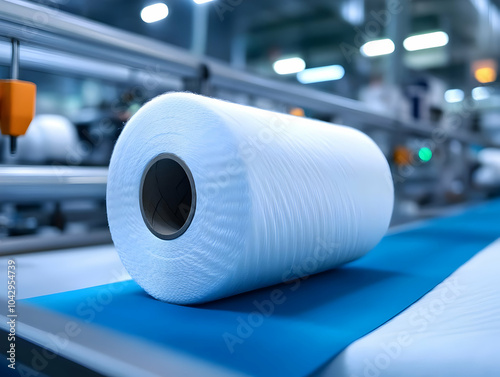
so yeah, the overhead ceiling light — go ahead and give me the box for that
[360,39,395,57]
[273,57,306,75]
[141,3,169,23]
[341,0,364,25]
[472,86,491,101]
[297,65,345,84]
[403,31,449,51]
[193,0,215,3]
[444,89,464,103]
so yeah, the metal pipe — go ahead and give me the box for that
[0,0,201,78]
[0,40,183,91]
[0,230,112,255]
[10,38,18,80]
[8,38,20,154]
[0,166,107,203]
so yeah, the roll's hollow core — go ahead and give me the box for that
[140,153,196,240]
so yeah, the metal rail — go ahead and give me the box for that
[0,40,183,90]
[0,0,201,77]
[0,0,489,145]
[0,166,107,203]
[0,230,111,255]
[10,37,18,80]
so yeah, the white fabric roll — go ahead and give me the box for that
[107,92,394,304]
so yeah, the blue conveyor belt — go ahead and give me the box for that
[23,200,500,376]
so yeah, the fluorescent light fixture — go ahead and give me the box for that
[444,89,464,103]
[141,3,169,23]
[193,0,215,3]
[403,31,449,51]
[472,86,491,101]
[360,39,395,57]
[273,57,306,75]
[297,65,345,84]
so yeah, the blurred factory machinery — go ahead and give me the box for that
[2,1,500,376]
[1,0,500,250]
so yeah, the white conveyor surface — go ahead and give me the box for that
[319,238,500,377]
[0,245,129,300]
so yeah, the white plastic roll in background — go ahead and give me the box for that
[2,114,79,164]
[474,148,500,187]
[107,92,394,305]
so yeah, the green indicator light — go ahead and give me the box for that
[418,147,432,162]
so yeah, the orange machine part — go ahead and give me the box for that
[289,107,305,117]
[0,79,36,137]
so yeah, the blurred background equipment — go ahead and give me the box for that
[2,1,500,376]
[2,0,500,250]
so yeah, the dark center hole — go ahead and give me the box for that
[140,154,195,240]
